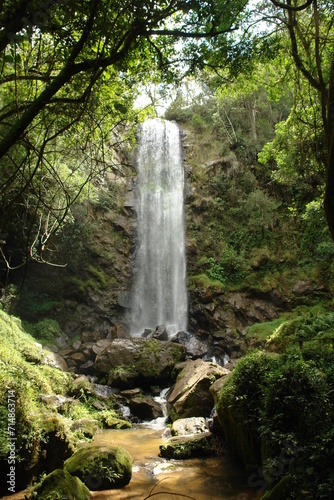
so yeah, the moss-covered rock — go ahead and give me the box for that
[70,418,99,438]
[99,410,132,429]
[0,311,74,495]
[159,432,213,459]
[261,475,299,500]
[31,469,90,500]
[64,444,132,490]
[94,338,186,388]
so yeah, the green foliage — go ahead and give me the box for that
[206,248,247,286]
[17,291,62,318]
[217,313,334,499]
[34,319,61,343]
[206,257,227,285]
[0,310,71,465]
[247,317,290,342]
[268,312,334,351]
[300,200,334,260]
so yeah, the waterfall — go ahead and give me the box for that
[130,118,188,337]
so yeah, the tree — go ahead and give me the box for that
[254,0,334,238]
[0,0,249,279]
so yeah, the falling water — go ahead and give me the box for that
[130,118,187,337]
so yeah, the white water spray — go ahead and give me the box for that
[130,118,188,336]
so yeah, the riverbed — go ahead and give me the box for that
[2,423,262,500]
[90,424,262,500]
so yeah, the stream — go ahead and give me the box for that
[90,423,262,500]
[3,412,262,500]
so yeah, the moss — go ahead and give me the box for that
[0,310,72,470]
[70,418,99,438]
[30,469,90,499]
[0,309,117,494]
[189,273,225,289]
[261,475,301,500]
[88,265,108,288]
[159,434,213,459]
[99,410,132,429]
[64,444,132,490]
[108,364,137,386]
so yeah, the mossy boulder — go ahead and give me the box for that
[31,469,90,499]
[94,338,186,388]
[261,475,298,500]
[64,444,132,490]
[159,432,213,459]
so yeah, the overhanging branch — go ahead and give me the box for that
[270,0,313,11]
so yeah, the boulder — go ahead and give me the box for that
[40,394,76,411]
[64,444,132,490]
[70,418,99,438]
[70,352,86,363]
[42,351,68,371]
[31,469,90,500]
[111,324,131,339]
[171,417,209,436]
[128,395,163,421]
[92,338,112,355]
[150,325,169,341]
[167,359,229,421]
[159,432,213,459]
[172,330,213,358]
[94,338,186,389]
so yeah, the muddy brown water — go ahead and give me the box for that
[90,425,262,500]
[3,424,262,500]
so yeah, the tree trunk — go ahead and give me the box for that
[324,53,334,240]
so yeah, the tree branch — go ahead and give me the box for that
[0,74,51,85]
[270,0,313,12]
[286,4,322,92]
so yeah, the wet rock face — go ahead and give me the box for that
[94,338,186,389]
[167,359,230,421]
[189,288,283,334]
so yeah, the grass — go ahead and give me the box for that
[245,301,334,346]
[189,273,225,290]
[0,308,130,485]
[246,316,291,342]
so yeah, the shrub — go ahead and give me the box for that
[217,344,334,499]
[34,319,61,342]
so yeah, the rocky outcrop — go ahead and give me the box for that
[64,445,132,490]
[167,359,229,421]
[94,338,186,389]
[189,287,282,334]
